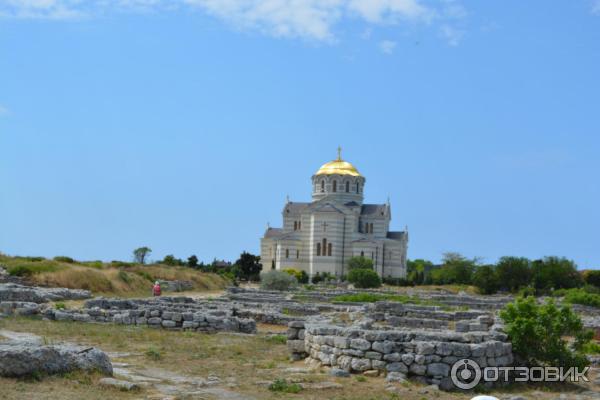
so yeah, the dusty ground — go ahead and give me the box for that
[1,315,597,400]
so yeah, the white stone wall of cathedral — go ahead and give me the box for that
[311,174,366,204]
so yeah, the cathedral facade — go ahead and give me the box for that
[260,150,408,279]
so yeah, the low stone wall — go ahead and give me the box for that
[43,305,256,334]
[0,301,41,316]
[0,283,91,303]
[287,320,513,390]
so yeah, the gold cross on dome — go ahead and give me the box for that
[337,146,342,160]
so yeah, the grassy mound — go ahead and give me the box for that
[0,254,230,297]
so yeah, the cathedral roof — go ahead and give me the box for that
[314,148,362,177]
[284,202,310,214]
[264,228,283,238]
[387,231,407,240]
[361,204,386,216]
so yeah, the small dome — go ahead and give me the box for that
[315,158,361,177]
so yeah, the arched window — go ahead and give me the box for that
[285,249,289,259]
[298,221,301,230]
[322,238,327,256]
[345,181,349,193]
[293,221,297,231]
[327,243,332,256]
[360,251,364,257]
[316,242,321,256]
[271,260,275,270]
[321,180,325,192]
[296,250,299,259]
[333,180,337,192]
[356,182,359,193]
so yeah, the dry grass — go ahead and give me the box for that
[0,254,229,297]
[30,266,229,297]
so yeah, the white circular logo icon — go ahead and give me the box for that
[451,359,482,390]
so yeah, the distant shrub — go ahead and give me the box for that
[347,268,381,288]
[348,256,374,270]
[500,297,592,368]
[583,270,600,288]
[268,379,302,393]
[117,270,131,284]
[7,261,62,276]
[111,260,134,268]
[54,302,66,310]
[282,268,309,284]
[311,272,323,284]
[260,270,297,291]
[21,256,46,262]
[382,277,413,286]
[82,261,104,269]
[53,256,75,263]
[264,334,287,345]
[561,288,600,308]
[145,347,161,361]
[133,270,154,282]
[472,265,500,295]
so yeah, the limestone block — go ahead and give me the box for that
[386,362,408,373]
[350,338,371,351]
[350,357,371,372]
[427,363,450,377]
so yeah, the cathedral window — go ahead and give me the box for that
[360,251,364,257]
[333,180,337,192]
[322,238,327,256]
[356,182,359,193]
[296,250,299,259]
[286,249,289,259]
[328,243,332,256]
[316,243,321,256]
[345,181,349,193]
[293,221,297,231]
[321,180,325,192]
[298,221,301,230]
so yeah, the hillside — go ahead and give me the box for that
[0,254,230,297]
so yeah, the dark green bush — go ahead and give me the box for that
[53,256,75,263]
[561,288,600,308]
[584,270,600,288]
[347,268,381,288]
[472,265,499,294]
[348,256,374,270]
[500,297,592,368]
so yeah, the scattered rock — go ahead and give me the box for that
[99,377,139,391]
[0,283,91,303]
[0,342,112,377]
[386,371,407,383]
[329,368,350,378]
[363,369,379,377]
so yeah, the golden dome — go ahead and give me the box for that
[315,148,362,177]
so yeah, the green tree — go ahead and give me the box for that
[348,256,374,270]
[496,256,531,292]
[439,252,477,284]
[532,256,582,292]
[472,265,499,294]
[235,251,262,281]
[583,270,600,288]
[347,268,381,288]
[187,255,199,268]
[407,259,433,285]
[162,254,180,266]
[133,247,152,264]
[500,297,592,368]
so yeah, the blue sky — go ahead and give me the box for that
[1,1,599,267]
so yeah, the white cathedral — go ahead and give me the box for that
[260,149,408,279]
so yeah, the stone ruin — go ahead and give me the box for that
[3,283,600,391]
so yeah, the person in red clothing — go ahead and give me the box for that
[152,281,161,297]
